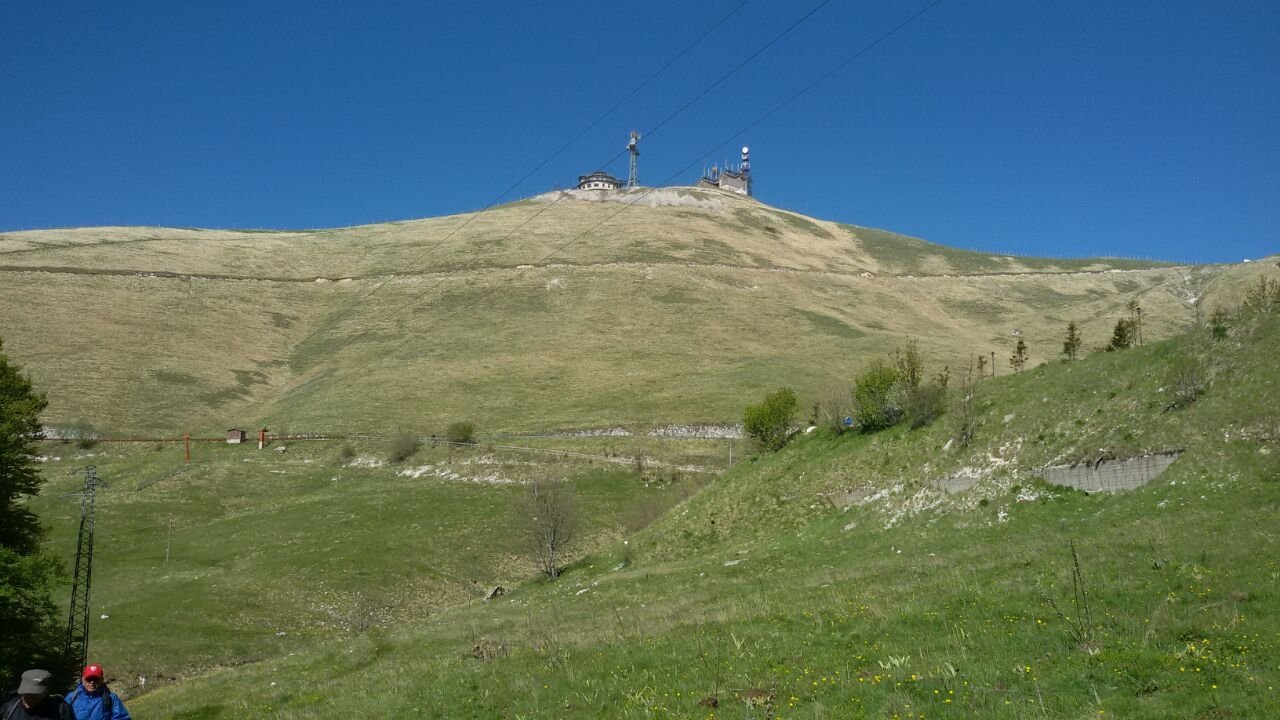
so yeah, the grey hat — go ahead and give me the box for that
[18,669,53,695]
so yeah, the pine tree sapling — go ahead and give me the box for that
[1106,319,1135,351]
[1010,338,1028,373]
[1062,321,1082,361]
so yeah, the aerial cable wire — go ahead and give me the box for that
[328,0,838,338]
[276,0,850,416]
[299,0,950,396]
[288,1,751,352]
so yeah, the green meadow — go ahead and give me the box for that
[26,295,1276,718]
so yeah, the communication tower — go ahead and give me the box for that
[626,131,641,188]
[64,465,103,672]
[740,145,752,196]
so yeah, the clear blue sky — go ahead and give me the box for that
[3,1,1277,263]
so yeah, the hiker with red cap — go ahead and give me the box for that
[65,665,130,720]
[0,669,75,720]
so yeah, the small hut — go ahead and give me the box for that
[226,428,246,444]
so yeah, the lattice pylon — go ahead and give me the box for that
[64,465,101,672]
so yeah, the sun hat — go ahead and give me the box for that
[18,669,53,695]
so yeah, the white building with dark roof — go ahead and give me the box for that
[577,171,623,191]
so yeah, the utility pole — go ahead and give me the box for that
[64,465,103,672]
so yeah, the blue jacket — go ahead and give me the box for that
[65,685,130,720]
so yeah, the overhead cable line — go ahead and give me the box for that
[304,0,950,391]
[279,0,840,399]
[286,2,751,354]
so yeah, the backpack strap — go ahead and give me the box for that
[2,695,20,720]
[46,695,72,720]
[102,688,113,719]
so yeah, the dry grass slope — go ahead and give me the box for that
[3,187,1254,434]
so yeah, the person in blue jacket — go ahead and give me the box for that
[65,664,130,720]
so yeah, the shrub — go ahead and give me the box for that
[953,361,979,448]
[1106,319,1135,351]
[852,361,901,432]
[1209,307,1231,340]
[905,383,947,429]
[1242,275,1279,315]
[815,384,853,434]
[63,419,98,449]
[892,340,924,393]
[1166,355,1207,410]
[337,443,356,462]
[387,432,419,463]
[515,479,578,579]
[743,387,798,451]
[446,421,477,444]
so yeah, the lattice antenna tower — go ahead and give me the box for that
[740,145,752,197]
[626,131,641,188]
[64,465,104,672]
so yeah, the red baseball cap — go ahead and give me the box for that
[82,664,104,680]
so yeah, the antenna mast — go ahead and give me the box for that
[626,131,641,188]
[64,465,103,672]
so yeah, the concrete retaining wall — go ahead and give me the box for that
[1038,451,1181,493]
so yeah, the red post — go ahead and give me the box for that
[258,428,267,450]
[184,434,191,464]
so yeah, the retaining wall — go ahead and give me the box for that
[1038,451,1181,493]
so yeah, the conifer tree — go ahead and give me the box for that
[1062,321,1082,360]
[1106,318,1135,351]
[0,337,65,682]
[1010,338,1028,373]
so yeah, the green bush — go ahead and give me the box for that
[387,432,419,463]
[446,421,477,444]
[905,383,947,429]
[743,387,798,451]
[63,419,98,449]
[852,361,901,432]
[892,339,923,392]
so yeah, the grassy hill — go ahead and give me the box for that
[26,278,1279,717]
[29,434,722,690]
[2,187,1249,436]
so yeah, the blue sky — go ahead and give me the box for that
[2,1,1277,263]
